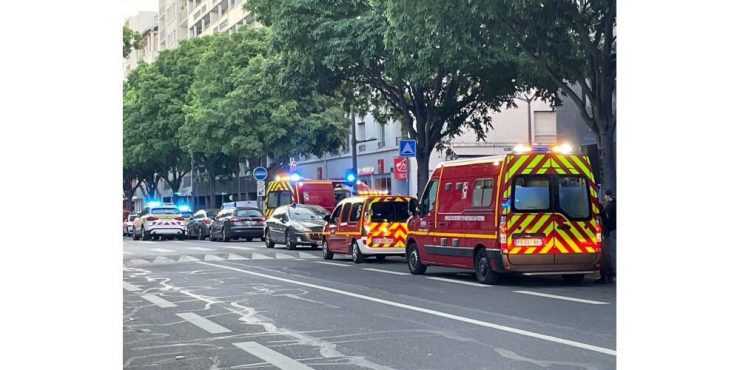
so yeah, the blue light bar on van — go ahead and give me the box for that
[146,201,161,208]
[532,146,550,153]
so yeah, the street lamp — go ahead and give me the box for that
[350,112,377,190]
[515,92,535,146]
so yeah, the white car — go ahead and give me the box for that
[123,214,138,237]
[132,205,187,241]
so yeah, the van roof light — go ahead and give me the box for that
[513,144,532,153]
[553,143,573,154]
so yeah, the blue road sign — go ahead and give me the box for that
[253,166,268,181]
[399,139,417,157]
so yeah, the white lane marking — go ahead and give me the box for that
[176,312,231,334]
[199,261,616,356]
[126,259,151,265]
[362,268,408,276]
[150,248,175,253]
[298,252,320,259]
[227,253,248,260]
[426,276,489,287]
[250,253,272,260]
[313,261,350,267]
[514,291,610,305]
[234,341,313,370]
[141,294,177,308]
[152,257,175,264]
[178,255,201,263]
[227,246,257,251]
[122,251,133,255]
[275,252,295,259]
[187,247,215,251]
[122,282,141,292]
[204,254,225,261]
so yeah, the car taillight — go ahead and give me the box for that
[146,216,158,221]
[175,216,184,221]
[231,218,242,222]
[204,219,212,225]
[499,216,507,245]
[595,222,602,242]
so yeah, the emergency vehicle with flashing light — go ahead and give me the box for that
[405,143,602,284]
[322,193,414,263]
[263,175,371,218]
[132,202,188,241]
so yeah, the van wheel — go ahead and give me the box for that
[562,274,585,284]
[322,239,333,260]
[351,241,364,264]
[406,242,426,275]
[142,230,151,241]
[475,249,500,285]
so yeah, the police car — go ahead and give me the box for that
[132,202,187,241]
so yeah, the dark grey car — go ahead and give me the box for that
[264,205,329,249]
[209,207,265,242]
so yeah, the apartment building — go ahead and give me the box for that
[158,0,188,51]
[187,0,256,38]
[123,12,157,77]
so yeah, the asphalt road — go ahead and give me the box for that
[123,237,616,369]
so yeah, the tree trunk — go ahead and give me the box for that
[415,149,431,200]
[597,130,616,194]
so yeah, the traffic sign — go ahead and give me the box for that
[256,180,266,197]
[253,166,268,181]
[399,139,416,157]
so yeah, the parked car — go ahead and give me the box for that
[123,213,138,237]
[132,205,187,241]
[209,207,265,242]
[186,209,216,240]
[265,204,329,249]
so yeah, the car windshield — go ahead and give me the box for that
[234,209,262,218]
[151,207,180,215]
[369,201,410,222]
[206,210,219,218]
[289,207,326,221]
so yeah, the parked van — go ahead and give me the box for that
[406,144,602,284]
[322,195,414,263]
[264,177,371,218]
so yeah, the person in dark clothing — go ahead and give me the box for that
[596,189,616,284]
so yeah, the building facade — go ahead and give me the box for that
[124,12,158,77]
[158,0,188,51]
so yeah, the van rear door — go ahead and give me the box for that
[508,173,555,266]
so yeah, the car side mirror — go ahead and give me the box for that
[323,215,330,222]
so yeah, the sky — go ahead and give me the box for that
[122,0,159,20]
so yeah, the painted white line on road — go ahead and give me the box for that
[275,252,295,259]
[514,291,610,305]
[176,312,231,334]
[122,282,141,292]
[177,255,201,263]
[141,294,177,308]
[152,257,175,264]
[150,248,175,253]
[127,259,151,266]
[426,276,489,287]
[298,252,320,259]
[187,247,215,251]
[234,341,313,370]
[204,254,225,261]
[362,268,408,276]
[122,251,133,255]
[227,253,248,260]
[250,253,272,260]
[313,261,350,267]
[198,261,616,357]
[227,246,257,251]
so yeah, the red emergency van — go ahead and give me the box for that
[264,178,370,218]
[406,144,602,284]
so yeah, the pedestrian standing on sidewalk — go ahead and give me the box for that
[596,189,616,284]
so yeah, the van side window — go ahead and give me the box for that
[340,203,352,224]
[419,180,439,216]
[329,206,341,224]
[349,202,363,223]
[472,179,494,207]
[444,183,452,191]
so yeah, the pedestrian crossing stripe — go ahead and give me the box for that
[250,253,272,260]
[204,254,225,261]
[227,253,248,260]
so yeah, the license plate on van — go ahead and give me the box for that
[515,238,543,247]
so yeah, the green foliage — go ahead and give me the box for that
[123,25,142,58]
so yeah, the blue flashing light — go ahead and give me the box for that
[177,205,191,212]
[532,145,549,153]
[345,172,357,183]
[289,173,302,182]
[146,200,162,208]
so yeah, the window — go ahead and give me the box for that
[349,203,363,223]
[419,180,439,216]
[445,183,452,191]
[151,207,180,215]
[340,203,352,224]
[369,201,410,222]
[557,176,590,219]
[513,176,550,211]
[234,209,262,218]
[373,177,391,192]
[472,179,494,207]
[267,190,292,208]
[289,207,324,221]
[329,205,341,224]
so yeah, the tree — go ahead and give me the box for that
[477,0,617,190]
[123,25,142,58]
[247,0,524,198]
